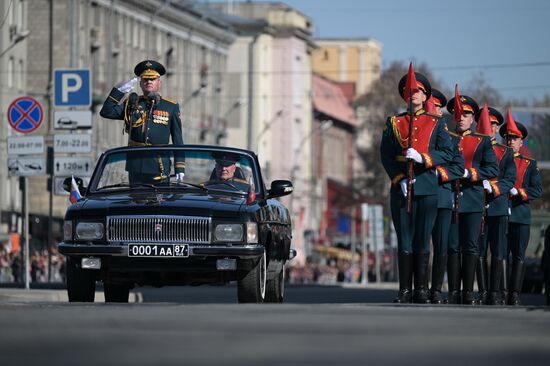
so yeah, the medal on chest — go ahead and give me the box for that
[153,110,169,125]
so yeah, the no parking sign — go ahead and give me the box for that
[7,96,44,134]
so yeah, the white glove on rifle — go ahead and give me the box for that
[406,148,423,164]
[115,76,139,93]
[462,169,470,179]
[482,180,493,193]
[176,172,185,182]
[399,178,416,198]
[510,187,519,196]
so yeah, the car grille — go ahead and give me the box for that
[107,216,211,244]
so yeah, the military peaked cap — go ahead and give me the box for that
[134,60,166,79]
[398,72,432,99]
[446,95,480,116]
[499,121,528,139]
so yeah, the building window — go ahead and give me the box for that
[17,59,23,92]
[323,50,329,60]
[8,57,14,88]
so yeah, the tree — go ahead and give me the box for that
[464,71,504,106]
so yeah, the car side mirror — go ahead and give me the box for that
[267,180,293,199]
[62,176,86,195]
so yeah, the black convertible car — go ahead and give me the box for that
[58,145,294,303]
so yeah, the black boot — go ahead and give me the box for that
[447,254,461,304]
[507,260,525,306]
[461,254,478,305]
[500,258,508,305]
[488,257,504,305]
[476,256,489,305]
[393,253,413,304]
[413,252,430,304]
[430,254,447,304]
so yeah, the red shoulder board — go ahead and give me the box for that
[492,144,508,163]
[460,134,483,169]
[391,115,438,154]
[514,156,531,188]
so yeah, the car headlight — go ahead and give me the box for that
[75,222,104,240]
[63,221,72,241]
[246,222,258,244]
[214,224,243,242]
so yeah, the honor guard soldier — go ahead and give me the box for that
[446,88,498,305]
[474,105,516,305]
[100,60,185,184]
[500,112,543,305]
[380,66,453,303]
[429,89,465,304]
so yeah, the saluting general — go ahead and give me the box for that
[445,87,499,305]
[380,64,453,304]
[500,112,543,305]
[100,60,185,184]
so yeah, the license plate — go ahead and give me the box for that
[128,244,189,258]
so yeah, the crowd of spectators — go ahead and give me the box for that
[0,244,66,284]
[287,248,397,285]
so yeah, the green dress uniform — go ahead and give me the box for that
[507,152,542,304]
[476,138,516,305]
[381,107,453,303]
[430,131,464,303]
[500,120,543,305]
[100,88,185,183]
[447,129,498,304]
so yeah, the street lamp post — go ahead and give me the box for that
[0,30,30,58]
[289,119,332,218]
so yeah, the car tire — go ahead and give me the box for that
[265,266,285,303]
[237,251,266,303]
[104,282,130,303]
[67,257,95,302]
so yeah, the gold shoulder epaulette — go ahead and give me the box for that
[424,112,441,118]
[161,97,177,104]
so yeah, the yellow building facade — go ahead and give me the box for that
[312,38,382,98]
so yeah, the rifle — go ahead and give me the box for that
[452,180,460,224]
[480,190,486,236]
[406,86,414,214]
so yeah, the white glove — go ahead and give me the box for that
[115,76,139,93]
[406,148,423,164]
[399,178,416,198]
[176,172,185,182]
[510,187,519,196]
[482,180,493,193]
[434,168,439,177]
[462,169,470,179]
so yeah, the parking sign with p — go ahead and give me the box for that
[54,69,91,107]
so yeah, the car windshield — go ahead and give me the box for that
[90,148,259,194]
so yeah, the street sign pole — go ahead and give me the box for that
[47,147,54,282]
[23,177,29,290]
[361,203,368,286]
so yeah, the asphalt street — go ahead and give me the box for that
[1,285,549,366]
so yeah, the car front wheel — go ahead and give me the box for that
[265,265,285,303]
[237,251,266,303]
[66,257,96,302]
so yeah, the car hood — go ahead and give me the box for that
[76,191,249,218]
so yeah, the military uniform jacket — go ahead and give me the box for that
[510,153,542,224]
[485,140,516,216]
[456,130,499,213]
[100,88,185,176]
[380,110,453,196]
[435,132,464,209]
